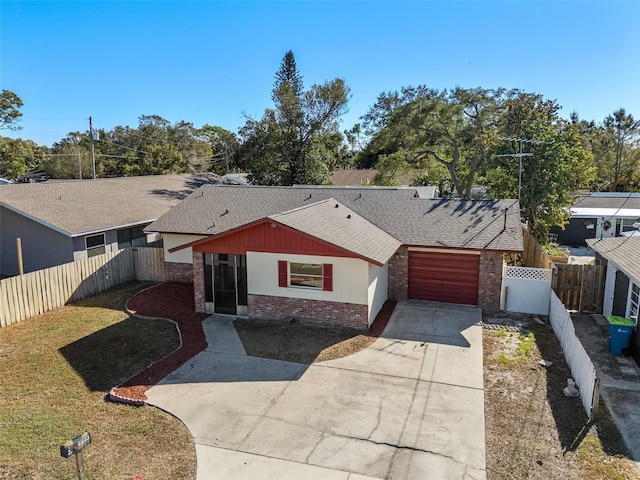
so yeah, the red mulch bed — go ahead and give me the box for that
[109,286,396,405]
[369,299,396,337]
[109,282,209,405]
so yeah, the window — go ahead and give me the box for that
[85,233,106,257]
[278,261,333,291]
[290,263,323,289]
[117,225,148,248]
[621,219,639,233]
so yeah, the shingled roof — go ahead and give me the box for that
[0,173,223,236]
[573,192,640,210]
[148,185,523,252]
[587,237,640,282]
[268,199,401,265]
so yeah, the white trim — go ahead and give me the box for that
[603,262,617,317]
[407,247,481,255]
[626,281,639,322]
[72,219,158,238]
[570,207,640,218]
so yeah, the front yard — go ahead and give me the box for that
[2,280,639,480]
[0,283,196,480]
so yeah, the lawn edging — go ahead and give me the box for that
[109,282,209,406]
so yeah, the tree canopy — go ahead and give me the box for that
[355,86,596,241]
[2,64,638,245]
[0,90,23,131]
[238,50,350,185]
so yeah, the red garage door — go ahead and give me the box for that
[408,250,480,305]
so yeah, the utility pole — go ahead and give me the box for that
[89,117,96,179]
[497,137,552,202]
[77,146,82,180]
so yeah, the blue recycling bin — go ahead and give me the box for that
[608,316,636,355]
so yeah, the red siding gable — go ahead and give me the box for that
[192,220,359,259]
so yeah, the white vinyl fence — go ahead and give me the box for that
[501,266,553,315]
[549,292,600,419]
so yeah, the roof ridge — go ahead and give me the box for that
[269,198,347,217]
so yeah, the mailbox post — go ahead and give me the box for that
[60,431,91,480]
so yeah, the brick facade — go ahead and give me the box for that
[248,294,369,330]
[388,246,408,301]
[388,246,504,312]
[192,253,205,313]
[478,251,504,312]
[165,262,193,283]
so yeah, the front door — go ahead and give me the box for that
[214,255,237,314]
[204,254,248,315]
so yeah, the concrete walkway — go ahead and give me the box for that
[146,302,486,480]
[572,314,640,464]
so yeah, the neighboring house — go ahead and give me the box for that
[329,169,425,188]
[588,237,640,322]
[328,169,438,198]
[147,185,523,329]
[551,192,640,246]
[588,237,640,356]
[0,173,223,276]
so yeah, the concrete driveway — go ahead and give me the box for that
[146,301,486,480]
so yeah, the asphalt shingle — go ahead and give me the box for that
[587,237,640,282]
[269,199,401,265]
[574,193,640,210]
[0,173,223,236]
[148,185,523,252]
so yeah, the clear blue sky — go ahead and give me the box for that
[1,1,639,147]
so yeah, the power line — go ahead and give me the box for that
[497,137,553,202]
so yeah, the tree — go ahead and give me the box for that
[485,92,595,241]
[0,136,45,179]
[198,125,239,174]
[238,50,349,185]
[0,90,23,130]
[357,86,503,195]
[592,109,640,191]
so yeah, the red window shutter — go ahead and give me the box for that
[278,261,288,287]
[323,264,333,291]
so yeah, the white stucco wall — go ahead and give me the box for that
[368,263,389,326]
[603,260,618,317]
[163,233,206,264]
[247,252,369,305]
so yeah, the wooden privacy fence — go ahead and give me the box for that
[554,264,606,313]
[522,227,555,270]
[0,247,165,328]
[522,227,605,313]
[549,292,600,419]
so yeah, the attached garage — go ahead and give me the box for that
[408,249,480,305]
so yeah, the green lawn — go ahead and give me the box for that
[0,282,195,480]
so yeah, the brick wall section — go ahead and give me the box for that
[478,251,504,312]
[192,253,205,313]
[388,246,408,301]
[165,262,193,283]
[248,294,369,330]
